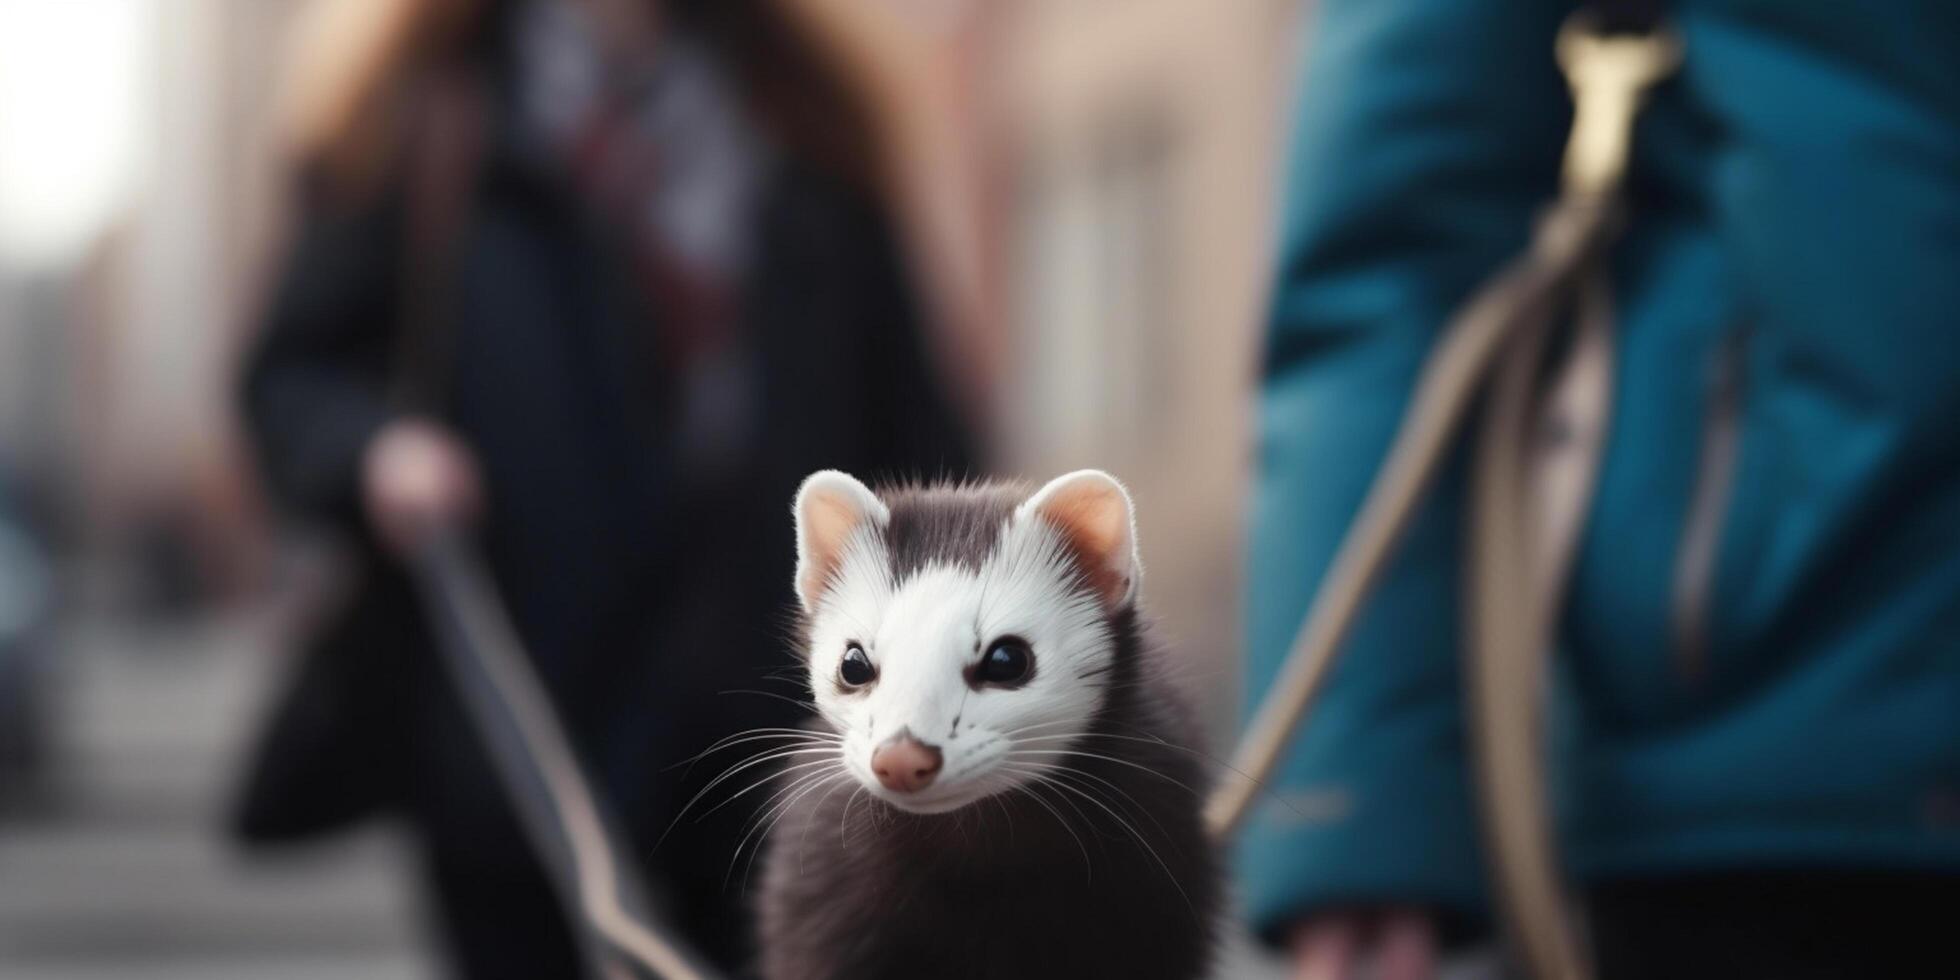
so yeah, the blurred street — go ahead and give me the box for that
[0,574,434,980]
[0,563,1311,980]
[0,0,1950,974]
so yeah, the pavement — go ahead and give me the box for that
[0,596,434,980]
[0,571,1342,980]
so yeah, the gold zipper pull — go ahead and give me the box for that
[1556,15,1681,197]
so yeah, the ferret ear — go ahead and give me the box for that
[794,470,889,612]
[1018,469,1141,609]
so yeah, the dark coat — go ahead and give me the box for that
[236,85,974,969]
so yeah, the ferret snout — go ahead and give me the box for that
[870,732,943,793]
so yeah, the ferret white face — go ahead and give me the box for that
[792,470,1142,815]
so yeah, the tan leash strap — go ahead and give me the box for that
[1467,18,1676,977]
[1205,196,1620,839]
[1207,14,1678,979]
[1466,261,1615,980]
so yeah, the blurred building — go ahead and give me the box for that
[985,0,1302,729]
[8,0,1305,616]
[0,0,303,601]
[1,3,423,977]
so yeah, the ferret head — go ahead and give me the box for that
[792,470,1141,815]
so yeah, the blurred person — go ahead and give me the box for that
[0,468,52,810]
[1241,1,1960,978]
[233,0,974,976]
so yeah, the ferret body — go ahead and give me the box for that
[755,472,1219,980]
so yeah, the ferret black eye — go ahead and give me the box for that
[976,637,1033,687]
[839,643,876,688]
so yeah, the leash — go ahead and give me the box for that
[1206,12,1678,980]
[398,11,1673,980]
[411,531,719,980]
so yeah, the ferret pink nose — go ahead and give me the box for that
[871,735,942,793]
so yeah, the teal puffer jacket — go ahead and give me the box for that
[1240,0,1960,939]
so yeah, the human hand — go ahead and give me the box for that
[361,418,482,554]
[1289,909,1436,980]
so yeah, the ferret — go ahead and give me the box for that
[753,470,1220,980]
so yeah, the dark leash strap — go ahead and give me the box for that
[385,59,720,980]
[410,531,719,980]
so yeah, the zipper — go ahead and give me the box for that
[1671,327,1748,686]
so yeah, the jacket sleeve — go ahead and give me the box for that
[1237,0,1574,942]
[239,189,407,530]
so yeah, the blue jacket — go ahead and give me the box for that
[1241,0,1960,939]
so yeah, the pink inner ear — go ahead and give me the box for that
[800,490,867,604]
[1035,483,1131,606]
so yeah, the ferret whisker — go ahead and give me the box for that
[998,773,1092,880]
[1016,766,1197,917]
[695,732,841,759]
[736,769,848,893]
[677,727,840,766]
[1024,759,1175,845]
[1023,727,1213,760]
[652,746,839,851]
[698,725,840,750]
[696,756,843,824]
[1004,747,1203,797]
[1017,730,1310,821]
[718,688,821,712]
[693,744,842,800]
[1001,765,1102,855]
[671,731,840,775]
[728,766,840,885]
[995,718,1084,739]
[661,746,820,849]
[799,774,857,875]
[838,784,867,849]
[675,735,840,786]
[989,788,1017,846]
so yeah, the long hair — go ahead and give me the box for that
[670,0,881,188]
[276,0,476,196]
[278,0,882,201]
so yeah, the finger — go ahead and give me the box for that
[1372,913,1437,980]
[443,457,485,521]
[1292,920,1359,980]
